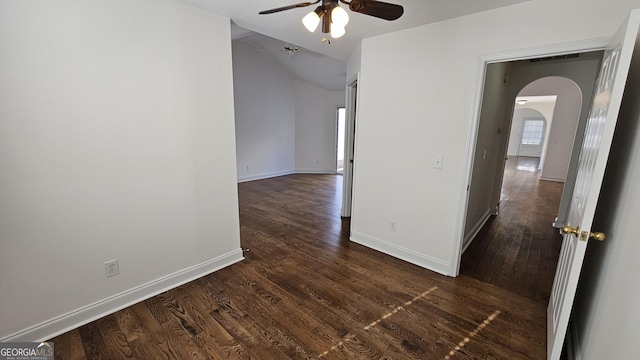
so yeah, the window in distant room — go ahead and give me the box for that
[521,119,545,145]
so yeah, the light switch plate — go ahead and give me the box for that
[434,154,443,169]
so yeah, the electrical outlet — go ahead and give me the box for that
[389,220,397,232]
[104,259,119,278]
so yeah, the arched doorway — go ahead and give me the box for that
[513,77,583,183]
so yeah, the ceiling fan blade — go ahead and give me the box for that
[259,0,321,15]
[346,0,404,21]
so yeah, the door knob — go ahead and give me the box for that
[562,226,606,241]
[561,225,580,236]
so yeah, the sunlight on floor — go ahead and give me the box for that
[318,286,439,358]
[444,310,501,359]
[514,156,540,172]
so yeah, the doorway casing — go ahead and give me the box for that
[341,73,359,218]
[451,37,610,277]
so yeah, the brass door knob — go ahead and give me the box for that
[561,226,580,236]
[562,225,606,241]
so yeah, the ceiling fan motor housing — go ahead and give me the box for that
[348,0,366,11]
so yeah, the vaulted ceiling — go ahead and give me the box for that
[179,0,531,90]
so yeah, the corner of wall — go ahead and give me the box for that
[350,231,451,276]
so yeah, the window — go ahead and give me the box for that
[521,119,545,145]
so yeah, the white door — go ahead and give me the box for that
[547,10,640,360]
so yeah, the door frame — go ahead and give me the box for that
[341,73,359,218]
[450,37,610,276]
[335,106,346,175]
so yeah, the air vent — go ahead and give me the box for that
[529,53,581,62]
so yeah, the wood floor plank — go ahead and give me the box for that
[51,172,547,359]
[78,322,110,360]
[127,301,175,359]
[52,328,86,360]
[94,315,135,360]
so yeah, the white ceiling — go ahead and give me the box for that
[233,29,349,91]
[180,0,531,90]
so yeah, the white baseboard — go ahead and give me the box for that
[2,249,244,342]
[350,231,451,276]
[237,169,294,183]
[539,175,566,183]
[462,209,492,254]
[295,168,334,174]
[238,169,338,183]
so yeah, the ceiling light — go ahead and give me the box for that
[302,8,322,32]
[331,6,349,27]
[301,4,348,39]
[260,1,404,41]
[330,25,346,38]
[517,99,527,105]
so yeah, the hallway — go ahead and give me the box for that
[460,157,564,304]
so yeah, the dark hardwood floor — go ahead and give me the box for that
[51,173,547,359]
[460,157,564,304]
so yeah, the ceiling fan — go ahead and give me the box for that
[281,44,323,57]
[259,0,404,39]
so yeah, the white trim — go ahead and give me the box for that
[2,249,244,342]
[539,175,567,183]
[451,37,610,277]
[481,37,610,63]
[334,106,345,175]
[341,73,360,218]
[351,231,451,276]
[451,44,490,277]
[237,169,294,183]
[295,168,335,174]
[462,208,492,254]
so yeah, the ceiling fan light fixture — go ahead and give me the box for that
[331,6,349,27]
[260,0,404,40]
[302,10,321,32]
[330,24,346,38]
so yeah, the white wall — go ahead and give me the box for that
[463,62,510,248]
[351,0,640,276]
[572,36,640,358]
[233,42,346,181]
[347,42,362,81]
[233,41,296,182]
[295,81,345,173]
[0,0,242,341]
